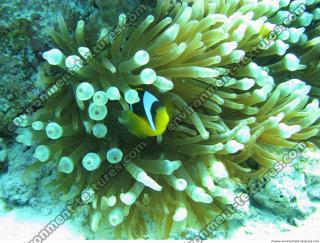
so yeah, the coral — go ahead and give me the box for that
[0,0,98,134]
[296,147,320,200]
[0,138,8,172]
[250,164,316,220]
[15,0,320,240]
[0,143,37,206]
[93,0,141,25]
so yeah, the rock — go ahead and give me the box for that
[248,147,320,221]
[0,143,37,205]
[296,148,320,200]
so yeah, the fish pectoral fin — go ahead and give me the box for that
[119,110,148,139]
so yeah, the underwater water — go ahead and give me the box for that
[0,0,320,242]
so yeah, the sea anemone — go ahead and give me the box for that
[15,0,320,239]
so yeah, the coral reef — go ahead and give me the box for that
[14,0,320,240]
[296,147,320,200]
[0,138,8,172]
[0,0,99,133]
[250,156,316,220]
[0,142,39,206]
[93,0,141,25]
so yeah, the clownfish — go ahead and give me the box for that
[119,90,170,138]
